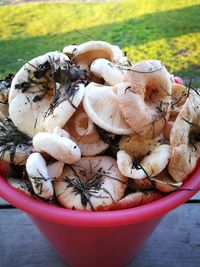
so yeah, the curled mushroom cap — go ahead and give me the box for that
[63,41,126,70]
[9,51,87,137]
[168,90,200,182]
[83,82,132,135]
[54,156,127,211]
[65,104,109,156]
[0,118,33,165]
[26,152,54,199]
[117,144,171,179]
[33,132,81,164]
[117,60,172,138]
[90,58,125,86]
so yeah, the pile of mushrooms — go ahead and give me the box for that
[0,40,200,211]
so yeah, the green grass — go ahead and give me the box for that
[0,0,200,86]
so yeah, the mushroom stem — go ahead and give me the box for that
[26,152,54,199]
[90,58,125,86]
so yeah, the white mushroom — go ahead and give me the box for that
[63,41,125,71]
[47,161,64,180]
[63,44,78,59]
[54,156,128,211]
[83,82,132,135]
[117,144,171,179]
[9,51,86,137]
[90,58,125,86]
[26,152,54,199]
[0,74,14,120]
[7,178,32,196]
[33,132,81,164]
[64,104,109,156]
[0,118,33,165]
[53,126,70,138]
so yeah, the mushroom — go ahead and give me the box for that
[116,60,172,138]
[83,82,132,135]
[9,51,87,137]
[168,90,200,182]
[0,74,14,120]
[47,161,64,180]
[170,83,188,121]
[53,126,70,138]
[117,144,171,179]
[64,104,109,156]
[110,190,162,210]
[90,58,126,86]
[26,152,54,199]
[151,169,183,192]
[32,132,81,164]
[63,41,126,71]
[54,156,128,211]
[119,132,162,159]
[7,177,32,196]
[0,118,33,165]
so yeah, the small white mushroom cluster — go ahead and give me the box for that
[1,40,200,211]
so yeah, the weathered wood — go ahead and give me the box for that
[0,204,200,267]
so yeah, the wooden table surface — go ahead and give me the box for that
[1,193,200,267]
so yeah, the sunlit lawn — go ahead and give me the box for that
[0,0,200,86]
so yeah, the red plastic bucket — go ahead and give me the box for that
[1,162,200,267]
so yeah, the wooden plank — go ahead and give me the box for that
[0,204,200,267]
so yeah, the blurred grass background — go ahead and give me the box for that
[0,0,200,86]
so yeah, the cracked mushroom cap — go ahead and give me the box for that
[9,51,87,138]
[63,41,126,70]
[83,82,132,135]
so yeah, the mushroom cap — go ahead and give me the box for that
[116,60,172,138]
[110,190,162,210]
[26,152,54,199]
[170,83,188,121]
[151,169,182,193]
[7,178,32,196]
[168,90,200,182]
[54,156,127,211]
[119,133,162,158]
[63,44,78,58]
[123,60,172,96]
[90,58,125,86]
[83,82,132,135]
[117,144,171,179]
[0,118,33,165]
[9,51,86,137]
[63,41,126,70]
[64,104,109,156]
[33,132,81,164]
[0,74,14,120]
